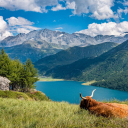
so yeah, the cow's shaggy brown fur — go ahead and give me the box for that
[80,92,128,118]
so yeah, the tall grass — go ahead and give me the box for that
[0,98,128,128]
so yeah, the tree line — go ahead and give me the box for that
[0,48,38,91]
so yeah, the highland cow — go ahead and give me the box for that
[80,89,128,118]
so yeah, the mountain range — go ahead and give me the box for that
[45,40,128,91]
[34,42,118,75]
[1,29,128,48]
[1,28,128,62]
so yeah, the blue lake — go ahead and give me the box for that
[36,81,128,104]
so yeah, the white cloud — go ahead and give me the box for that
[51,1,75,13]
[6,17,40,34]
[117,7,128,18]
[116,0,128,18]
[35,0,58,7]
[0,16,40,40]
[51,4,66,11]
[66,0,115,20]
[0,0,42,12]
[66,1,75,9]
[55,27,63,29]
[16,28,31,34]
[77,21,128,37]
[123,0,128,6]
[0,16,13,40]
[0,31,13,40]
[0,0,58,13]
[6,17,34,26]
[0,16,7,32]
[16,26,40,34]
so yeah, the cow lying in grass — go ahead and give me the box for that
[80,89,128,118]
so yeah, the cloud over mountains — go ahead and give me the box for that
[0,16,40,40]
[0,0,128,40]
[77,21,128,37]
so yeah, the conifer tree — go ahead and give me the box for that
[23,59,38,90]
[0,48,11,77]
[0,49,39,91]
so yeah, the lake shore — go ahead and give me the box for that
[38,77,64,81]
[82,80,97,85]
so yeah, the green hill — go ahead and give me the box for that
[46,40,128,91]
[34,42,117,75]
[0,40,64,62]
[0,97,128,128]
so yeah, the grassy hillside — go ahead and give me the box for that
[0,98,128,128]
[0,90,49,101]
[34,42,117,75]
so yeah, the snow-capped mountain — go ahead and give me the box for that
[1,28,128,48]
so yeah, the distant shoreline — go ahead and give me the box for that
[38,77,64,81]
[82,80,97,86]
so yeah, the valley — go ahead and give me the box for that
[1,28,128,91]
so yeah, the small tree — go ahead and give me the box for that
[0,48,11,77]
[7,59,24,90]
[21,59,39,91]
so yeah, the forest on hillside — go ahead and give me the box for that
[0,48,38,91]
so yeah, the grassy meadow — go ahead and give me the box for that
[0,94,128,127]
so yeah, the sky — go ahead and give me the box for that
[0,0,128,41]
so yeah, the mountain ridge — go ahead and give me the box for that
[1,29,128,48]
[44,40,128,91]
[34,42,118,75]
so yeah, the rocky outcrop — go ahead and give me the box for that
[0,76,10,91]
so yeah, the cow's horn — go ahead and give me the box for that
[90,89,96,98]
[80,93,86,99]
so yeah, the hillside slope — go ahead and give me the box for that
[0,40,63,62]
[0,90,49,101]
[0,98,128,127]
[34,42,118,74]
[46,40,128,91]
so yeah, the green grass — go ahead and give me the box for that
[0,98,128,128]
[26,91,49,101]
[0,90,49,101]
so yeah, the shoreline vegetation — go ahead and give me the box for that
[82,80,97,85]
[38,77,64,81]
[38,77,97,86]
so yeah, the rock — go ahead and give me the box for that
[0,76,10,91]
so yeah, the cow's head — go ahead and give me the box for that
[80,89,96,109]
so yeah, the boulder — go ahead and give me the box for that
[0,76,10,91]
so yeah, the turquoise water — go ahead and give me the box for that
[36,81,128,104]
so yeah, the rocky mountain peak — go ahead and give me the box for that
[1,29,128,48]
